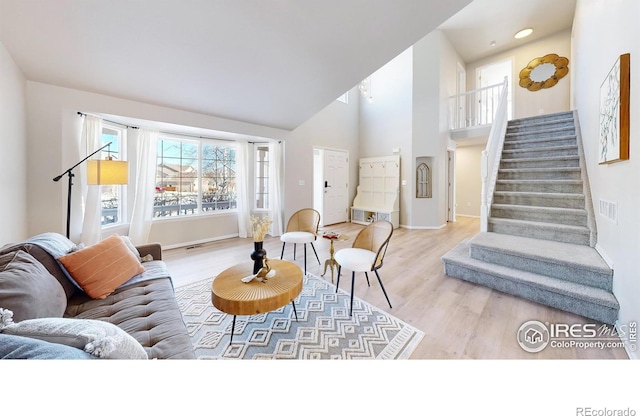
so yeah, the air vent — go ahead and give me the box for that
[599,199,618,224]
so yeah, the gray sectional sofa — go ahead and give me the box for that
[0,232,195,359]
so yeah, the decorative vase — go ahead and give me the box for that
[250,241,267,275]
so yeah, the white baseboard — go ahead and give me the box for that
[456,214,481,219]
[400,223,447,230]
[595,243,614,269]
[163,233,239,250]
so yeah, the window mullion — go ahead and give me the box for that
[197,141,203,213]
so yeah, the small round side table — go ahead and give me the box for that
[321,232,349,283]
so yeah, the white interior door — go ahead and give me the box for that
[447,150,455,222]
[322,149,349,226]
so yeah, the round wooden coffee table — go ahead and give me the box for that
[211,259,303,343]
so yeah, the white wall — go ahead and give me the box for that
[283,87,361,224]
[412,30,463,228]
[411,33,442,228]
[0,40,28,245]
[25,81,288,247]
[572,0,640,359]
[359,48,414,226]
[466,29,572,120]
[455,144,484,217]
[356,31,463,229]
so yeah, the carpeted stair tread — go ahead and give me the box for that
[488,217,590,234]
[501,154,579,162]
[499,167,581,172]
[507,117,574,127]
[505,128,576,140]
[491,204,587,216]
[468,233,611,276]
[442,241,615,306]
[441,242,619,324]
[496,179,583,185]
[507,111,574,125]
[495,179,584,194]
[504,134,577,145]
[493,191,584,200]
[491,204,588,227]
[488,217,590,245]
[502,144,578,156]
[503,141,578,152]
[498,167,582,180]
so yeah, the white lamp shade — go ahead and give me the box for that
[87,159,128,185]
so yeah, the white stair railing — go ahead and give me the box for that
[480,77,509,232]
[449,80,506,130]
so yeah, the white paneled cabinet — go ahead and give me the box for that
[351,155,400,228]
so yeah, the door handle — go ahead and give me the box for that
[325,181,331,188]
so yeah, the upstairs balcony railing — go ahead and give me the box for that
[449,78,507,130]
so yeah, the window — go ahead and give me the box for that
[154,137,236,218]
[255,145,269,209]
[98,125,126,226]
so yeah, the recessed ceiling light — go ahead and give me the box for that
[490,40,496,47]
[514,28,533,39]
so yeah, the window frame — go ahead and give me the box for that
[97,123,127,228]
[254,144,269,210]
[153,134,237,220]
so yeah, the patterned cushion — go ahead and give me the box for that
[58,234,144,299]
[0,313,148,359]
[0,250,67,321]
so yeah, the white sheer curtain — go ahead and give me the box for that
[129,128,158,245]
[67,113,84,242]
[235,141,252,238]
[268,141,284,236]
[80,115,103,246]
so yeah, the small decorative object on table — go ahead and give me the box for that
[245,215,275,283]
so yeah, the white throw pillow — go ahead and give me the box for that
[0,309,148,359]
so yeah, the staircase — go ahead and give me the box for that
[442,111,619,325]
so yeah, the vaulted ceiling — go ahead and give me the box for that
[0,0,470,131]
[0,0,576,132]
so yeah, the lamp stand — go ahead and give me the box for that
[53,142,112,239]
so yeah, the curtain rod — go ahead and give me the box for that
[77,111,280,144]
[77,112,139,130]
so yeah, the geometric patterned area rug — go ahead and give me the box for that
[175,273,424,359]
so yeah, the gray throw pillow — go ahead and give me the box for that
[0,250,67,321]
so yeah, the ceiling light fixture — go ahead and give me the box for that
[514,28,533,39]
[490,40,496,47]
[359,77,373,103]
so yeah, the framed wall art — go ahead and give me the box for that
[599,53,630,164]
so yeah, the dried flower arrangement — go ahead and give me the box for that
[250,215,273,242]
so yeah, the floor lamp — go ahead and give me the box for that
[53,142,128,239]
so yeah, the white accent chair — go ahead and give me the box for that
[280,208,321,275]
[334,220,393,317]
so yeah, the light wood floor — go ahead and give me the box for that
[163,216,629,359]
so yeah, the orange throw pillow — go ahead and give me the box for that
[58,235,144,299]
